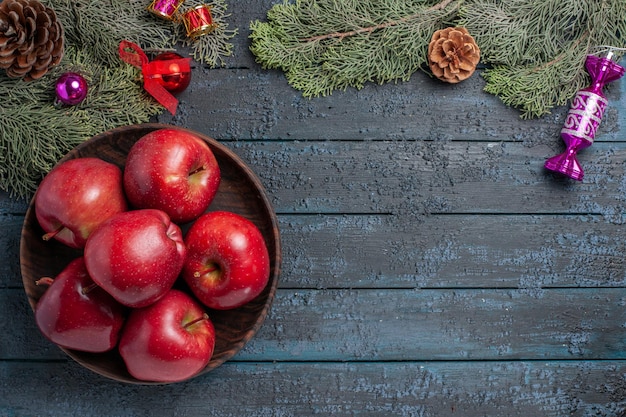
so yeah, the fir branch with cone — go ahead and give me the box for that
[250,0,462,97]
[250,0,626,119]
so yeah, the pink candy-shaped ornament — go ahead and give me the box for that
[544,51,625,181]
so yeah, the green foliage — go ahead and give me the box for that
[179,0,238,66]
[458,0,626,118]
[0,46,162,197]
[1,0,236,198]
[250,0,461,97]
[250,0,626,118]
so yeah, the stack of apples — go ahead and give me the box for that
[32,128,271,383]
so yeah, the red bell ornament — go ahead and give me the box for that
[152,52,192,94]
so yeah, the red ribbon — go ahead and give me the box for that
[118,40,191,115]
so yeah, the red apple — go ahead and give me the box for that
[84,209,186,308]
[118,289,215,383]
[35,157,128,249]
[34,257,125,353]
[123,128,221,224]
[182,211,270,310]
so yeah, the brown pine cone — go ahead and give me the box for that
[0,0,64,81]
[428,27,480,84]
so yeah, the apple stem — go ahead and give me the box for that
[183,313,209,329]
[188,165,206,176]
[82,282,99,295]
[35,277,54,287]
[42,225,65,241]
[193,263,218,278]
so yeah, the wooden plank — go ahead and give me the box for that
[225,140,626,215]
[4,139,626,216]
[0,287,61,359]
[1,360,625,416]
[0,192,28,214]
[277,213,626,289]
[158,69,625,143]
[4,288,625,362]
[238,288,626,361]
[162,69,560,141]
[0,214,21,289]
[4,213,626,289]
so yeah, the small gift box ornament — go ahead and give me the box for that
[181,5,217,39]
[147,0,185,20]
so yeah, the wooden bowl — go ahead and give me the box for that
[20,123,281,384]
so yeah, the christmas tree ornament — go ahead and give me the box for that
[427,27,480,83]
[152,51,192,94]
[0,0,64,81]
[182,4,217,39]
[544,49,625,181]
[147,0,185,21]
[1,0,236,199]
[54,72,88,106]
[250,0,625,117]
[459,1,626,119]
[118,40,191,115]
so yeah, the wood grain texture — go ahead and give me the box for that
[223,140,626,216]
[2,0,626,413]
[5,212,626,290]
[4,287,626,362]
[1,361,625,416]
[158,68,623,143]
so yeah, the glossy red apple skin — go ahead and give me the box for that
[118,289,215,383]
[84,209,186,308]
[182,211,270,310]
[123,128,221,224]
[35,157,128,249]
[35,257,126,353]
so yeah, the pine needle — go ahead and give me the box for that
[0,46,162,197]
[250,0,626,118]
[1,0,235,198]
[459,0,625,119]
[178,0,238,67]
[250,0,462,97]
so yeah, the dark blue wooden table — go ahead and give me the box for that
[2,1,626,415]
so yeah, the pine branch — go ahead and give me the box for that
[250,0,462,97]
[179,0,238,67]
[459,0,625,118]
[300,0,456,42]
[0,47,161,197]
[251,0,626,118]
[2,0,237,198]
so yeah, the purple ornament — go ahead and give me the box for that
[544,51,625,181]
[55,72,88,106]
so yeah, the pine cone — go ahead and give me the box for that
[0,0,64,81]
[428,27,480,84]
